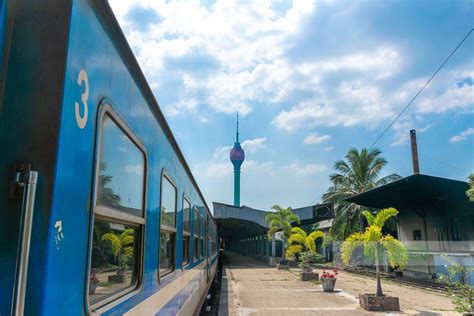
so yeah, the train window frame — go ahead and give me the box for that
[193,207,199,261]
[182,196,191,267]
[200,213,205,258]
[158,171,177,279]
[87,103,147,313]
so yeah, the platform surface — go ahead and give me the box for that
[218,251,456,316]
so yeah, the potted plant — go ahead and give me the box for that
[89,269,100,295]
[286,226,324,277]
[320,268,338,292]
[298,251,319,281]
[265,205,300,270]
[341,208,408,311]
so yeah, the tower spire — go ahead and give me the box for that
[236,111,239,143]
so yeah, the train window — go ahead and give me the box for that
[89,112,146,307]
[96,115,145,217]
[159,174,177,277]
[200,214,205,258]
[193,208,199,260]
[182,198,191,266]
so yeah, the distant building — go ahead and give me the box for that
[347,173,474,283]
[213,201,333,265]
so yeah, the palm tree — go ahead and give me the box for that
[341,208,408,297]
[322,148,400,239]
[101,229,134,266]
[265,205,300,261]
[467,173,474,202]
[286,227,324,258]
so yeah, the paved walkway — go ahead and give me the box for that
[218,251,456,316]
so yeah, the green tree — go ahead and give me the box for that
[341,208,408,297]
[322,148,400,239]
[98,162,121,207]
[467,173,474,202]
[266,205,300,261]
[286,227,324,258]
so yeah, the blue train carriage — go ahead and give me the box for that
[0,0,219,315]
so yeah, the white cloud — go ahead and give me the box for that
[288,161,327,175]
[109,0,317,117]
[303,132,331,145]
[241,138,267,153]
[417,84,474,114]
[124,164,144,175]
[213,137,267,160]
[272,101,334,132]
[450,127,474,143]
[213,145,232,160]
[390,119,431,147]
[323,146,335,151]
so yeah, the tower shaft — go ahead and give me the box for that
[233,166,241,207]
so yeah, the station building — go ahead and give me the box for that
[348,173,474,283]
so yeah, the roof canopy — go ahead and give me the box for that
[213,202,334,240]
[346,174,472,212]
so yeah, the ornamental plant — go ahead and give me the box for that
[101,229,134,266]
[341,208,408,297]
[286,227,324,258]
[438,255,474,314]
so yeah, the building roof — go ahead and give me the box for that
[346,174,472,211]
[213,201,334,240]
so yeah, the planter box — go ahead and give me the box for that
[108,274,125,283]
[301,272,319,281]
[277,263,290,270]
[321,277,336,292]
[359,294,400,311]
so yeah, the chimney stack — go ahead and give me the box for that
[410,130,420,174]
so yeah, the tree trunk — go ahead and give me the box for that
[375,244,383,297]
[282,236,286,260]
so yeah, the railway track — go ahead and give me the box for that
[344,268,448,292]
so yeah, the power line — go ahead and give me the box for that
[419,153,467,173]
[369,28,474,148]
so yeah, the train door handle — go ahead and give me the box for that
[10,163,38,316]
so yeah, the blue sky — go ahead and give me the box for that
[109,0,474,211]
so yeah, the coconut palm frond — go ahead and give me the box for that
[380,235,408,269]
[373,207,398,228]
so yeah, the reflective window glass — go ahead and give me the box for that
[89,220,139,303]
[182,236,190,265]
[160,232,175,276]
[161,177,176,228]
[183,199,191,233]
[193,209,199,237]
[97,115,145,217]
[194,237,198,260]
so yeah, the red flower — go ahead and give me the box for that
[321,268,337,279]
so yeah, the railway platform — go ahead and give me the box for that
[218,251,456,316]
